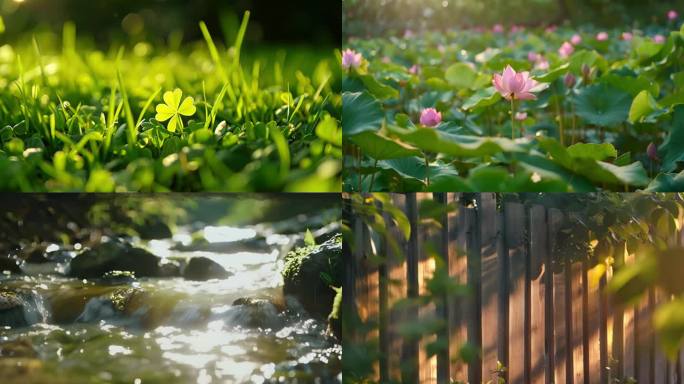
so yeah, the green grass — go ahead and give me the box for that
[0,13,341,191]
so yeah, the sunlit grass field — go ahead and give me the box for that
[0,12,341,192]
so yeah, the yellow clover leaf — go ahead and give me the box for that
[155,88,196,132]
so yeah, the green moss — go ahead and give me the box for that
[109,287,142,312]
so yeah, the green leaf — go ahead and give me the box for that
[659,106,684,172]
[315,116,341,146]
[462,87,501,110]
[573,83,632,127]
[536,63,569,83]
[342,91,384,136]
[444,63,477,89]
[628,90,663,124]
[349,131,421,160]
[304,229,315,246]
[654,298,684,359]
[358,74,399,99]
[601,73,659,97]
[566,143,617,161]
[388,125,524,157]
[645,171,684,192]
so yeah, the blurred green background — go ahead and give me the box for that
[1,0,341,47]
[344,0,684,37]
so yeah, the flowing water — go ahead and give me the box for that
[0,221,341,383]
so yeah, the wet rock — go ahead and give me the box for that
[20,245,49,264]
[135,217,173,240]
[282,235,342,318]
[228,298,284,329]
[68,241,161,278]
[158,259,181,278]
[100,270,137,285]
[182,257,232,281]
[0,258,22,274]
[0,291,27,328]
[0,339,37,358]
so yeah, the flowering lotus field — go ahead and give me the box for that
[342,12,684,192]
[0,14,341,192]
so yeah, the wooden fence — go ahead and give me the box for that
[347,193,684,384]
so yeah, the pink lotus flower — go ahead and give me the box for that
[528,52,540,62]
[515,112,528,121]
[493,24,504,34]
[558,41,574,58]
[545,25,557,34]
[404,29,414,39]
[596,32,609,41]
[571,34,582,45]
[382,56,391,64]
[653,34,666,44]
[668,10,678,21]
[420,108,442,127]
[535,58,549,70]
[408,64,420,75]
[492,65,541,101]
[622,32,633,41]
[342,49,362,70]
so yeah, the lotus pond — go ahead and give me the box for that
[342,15,684,192]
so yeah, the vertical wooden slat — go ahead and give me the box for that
[572,260,585,384]
[599,272,609,384]
[365,216,380,379]
[612,242,625,381]
[549,209,568,384]
[623,247,636,381]
[417,193,436,384]
[387,194,407,381]
[449,194,469,381]
[497,196,510,381]
[585,257,601,384]
[655,289,668,384]
[435,193,450,384]
[480,193,500,383]
[403,193,420,383]
[506,201,525,384]
[466,202,482,384]
[378,207,389,382]
[528,205,547,384]
[544,208,558,382]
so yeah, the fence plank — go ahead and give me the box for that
[586,258,602,384]
[571,260,585,383]
[403,193,420,383]
[506,201,525,384]
[387,195,407,381]
[529,205,547,384]
[480,193,500,383]
[464,202,483,384]
[449,194,469,381]
[435,193,450,384]
[417,193,437,384]
[548,209,568,384]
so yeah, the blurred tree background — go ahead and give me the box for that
[344,0,684,37]
[1,0,341,47]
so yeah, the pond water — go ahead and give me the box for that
[0,222,341,383]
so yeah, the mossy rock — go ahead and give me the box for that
[182,257,232,281]
[68,241,161,278]
[282,234,341,318]
[0,258,22,274]
[0,339,37,358]
[134,217,172,240]
[0,291,27,328]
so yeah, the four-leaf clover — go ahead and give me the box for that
[155,88,196,132]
